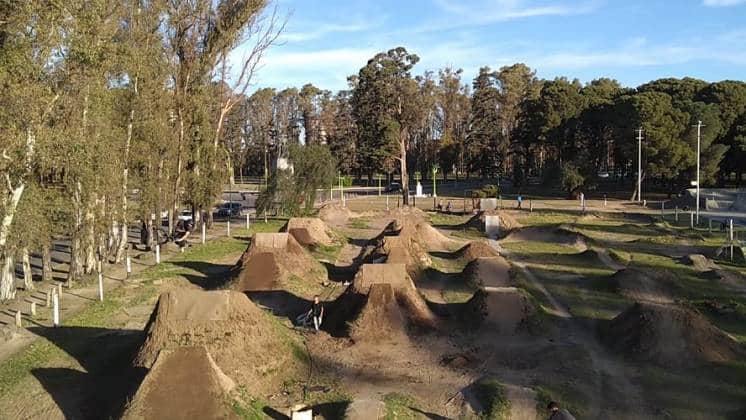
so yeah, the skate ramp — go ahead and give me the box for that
[602,301,744,367]
[135,290,300,392]
[122,347,237,420]
[283,217,335,247]
[463,287,538,334]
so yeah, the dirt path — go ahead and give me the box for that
[504,384,537,420]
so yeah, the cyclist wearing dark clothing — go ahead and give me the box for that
[310,295,324,332]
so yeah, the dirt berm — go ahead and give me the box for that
[609,267,680,304]
[231,232,326,294]
[282,217,335,247]
[461,287,538,334]
[389,207,463,252]
[601,301,744,367]
[318,203,354,225]
[454,241,500,263]
[333,263,437,334]
[134,290,301,393]
[123,346,238,420]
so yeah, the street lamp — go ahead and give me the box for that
[432,165,439,198]
[694,120,705,225]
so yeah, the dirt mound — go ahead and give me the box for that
[123,347,237,420]
[609,267,679,303]
[463,257,512,288]
[715,245,746,264]
[456,241,500,263]
[349,283,408,342]
[135,290,300,392]
[463,287,538,334]
[390,207,462,251]
[318,203,354,225]
[501,226,588,250]
[602,302,744,366]
[350,263,437,330]
[232,232,326,294]
[283,217,335,247]
[465,210,522,234]
[682,254,717,271]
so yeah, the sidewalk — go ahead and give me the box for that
[0,222,234,364]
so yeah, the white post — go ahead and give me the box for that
[637,128,643,203]
[386,195,389,211]
[690,211,694,229]
[729,219,734,242]
[30,301,36,317]
[126,255,132,277]
[53,291,59,327]
[661,202,665,217]
[15,310,22,327]
[695,120,703,225]
[675,206,679,223]
[264,210,267,224]
[57,282,63,296]
[530,200,533,213]
[97,270,104,302]
[201,222,206,244]
[603,195,607,206]
[155,244,160,264]
[246,213,250,230]
[45,290,51,307]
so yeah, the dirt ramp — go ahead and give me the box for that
[602,302,744,367]
[465,210,522,233]
[123,347,237,420]
[682,254,717,271]
[463,287,538,334]
[232,232,326,294]
[135,290,299,392]
[319,203,354,225]
[502,226,588,250]
[464,257,512,288]
[283,217,335,247]
[351,264,437,330]
[609,267,679,303]
[456,241,500,263]
[350,283,407,342]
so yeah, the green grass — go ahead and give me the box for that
[501,241,579,255]
[383,392,421,419]
[473,377,510,419]
[428,212,470,227]
[231,387,268,419]
[535,385,585,419]
[311,242,346,262]
[347,217,371,229]
[515,211,578,226]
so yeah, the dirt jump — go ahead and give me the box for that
[389,207,463,252]
[134,289,300,392]
[463,256,513,288]
[282,217,336,247]
[462,287,538,334]
[123,346,237,420]
[464,210,522,233]
[501,226,589,250]
[349,283,408,342]
[231,232,326,293]
[601,301,744,367]
[609,267,680,304]
[454,241,500,263]
[349,263,437,331]
[318,203,354,226]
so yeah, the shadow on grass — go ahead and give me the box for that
[28,326,146,420]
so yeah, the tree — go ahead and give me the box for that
[436,67,470,179]
[468,67,502,178]
[257,144,337,216]
[352,47,420,204]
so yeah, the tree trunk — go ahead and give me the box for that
[0,252,14,301]
[41,243,52,283]
[21,247,33,291]
[83,199,97,275]
[400,137,409,206]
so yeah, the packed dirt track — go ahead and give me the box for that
[2,198,746,420]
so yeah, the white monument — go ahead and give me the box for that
[415,181,425,197]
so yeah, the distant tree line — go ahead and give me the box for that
[227,47,746,202]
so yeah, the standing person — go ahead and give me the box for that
[310,295,324,332]
[517,195,523,209]
[546,401,575,420]
[445,201,453,214]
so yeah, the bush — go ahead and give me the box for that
[473,377,510,419]
[561,163,584,195]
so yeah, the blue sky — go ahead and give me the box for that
[231,0,746,92]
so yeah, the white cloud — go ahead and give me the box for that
[703,0,746,6]
[282,22,373,42]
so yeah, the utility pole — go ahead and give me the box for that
[694,120,705,225]
[637,128,643,203]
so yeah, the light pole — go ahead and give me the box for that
[694,120,705,225]
[432,165,438,198]
[636,128,644,203]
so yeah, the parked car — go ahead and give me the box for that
[216,202,242,217]
[178,209,193,222]
[384,182,402,193]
